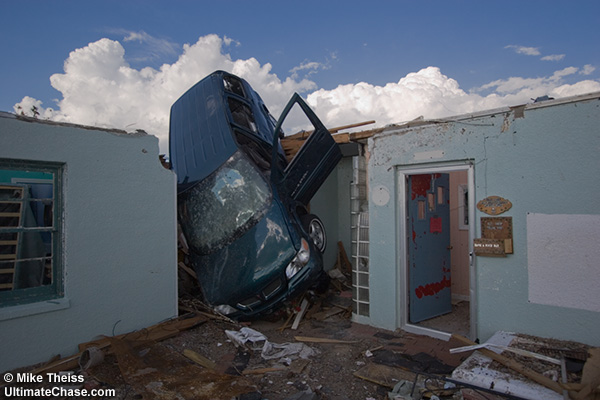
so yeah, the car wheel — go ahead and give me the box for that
[302,214,326,253]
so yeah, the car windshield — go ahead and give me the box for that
[179,151,272,254]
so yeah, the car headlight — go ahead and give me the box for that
[286,238,310,279]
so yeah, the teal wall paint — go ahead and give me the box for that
[0,116,177,372]
[311,157,353,271]
[0,170,51,183]
[367,94,600,345]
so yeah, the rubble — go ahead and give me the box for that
[3,288,598,400]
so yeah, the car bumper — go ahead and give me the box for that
[222,252,324,319]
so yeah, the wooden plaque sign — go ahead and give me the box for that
[477,196,512,215]
[473,238,506,257]
[480,217,513,254]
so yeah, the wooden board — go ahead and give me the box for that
[353,363,416,389]
[480,217,513,254]
[451,334,565,395]
[473,238,506,257]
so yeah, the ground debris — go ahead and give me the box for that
[6,289,479,400]
[452,331,597,400]
[109,337,256,399]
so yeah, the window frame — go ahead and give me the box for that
[0,159,64,307]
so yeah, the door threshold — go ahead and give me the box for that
[401,324,451,341]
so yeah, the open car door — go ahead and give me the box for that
[271,93,342,206]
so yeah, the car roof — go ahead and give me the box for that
[169,72,238,189]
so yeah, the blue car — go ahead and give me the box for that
[170,71,341,318]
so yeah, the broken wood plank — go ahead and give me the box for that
[328,120,376,134]
[572,347,600,400]
[183,348,216,370]
[284,120,376,141]
[30,314,206,375]
[337,241,352,274]
[303,298,322,321]
[278,310,296,332]
[294,336,360,344]
[311,307,345,321]
[290,358,311,374]
[450,342,561,365]
[242,366,287,375]
[79,314,206,352]
[354,363,416,389]
[349,128,384,141]
[29,353,81,375]
[178,261,197,279]
[451,334,565,395]
[292,298,309,330]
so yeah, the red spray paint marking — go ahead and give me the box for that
[415,275,451,299]
[410,174,431,200]
[410,173,441,200]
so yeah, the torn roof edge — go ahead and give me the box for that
[379,91,600,135]
[0,111,148,137]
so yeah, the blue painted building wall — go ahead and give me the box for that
[0,114,178,372]
[311,156,354,271]
[366,93,600,345]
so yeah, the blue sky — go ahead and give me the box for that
[2,1,599,152]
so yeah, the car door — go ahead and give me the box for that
[271,93,342,206]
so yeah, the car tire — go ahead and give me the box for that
[301,214,327,253]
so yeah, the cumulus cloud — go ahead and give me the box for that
[108,29,180,63]
[13,34,600,154]
[541,54,565,61]
[290,61,328,80]
[306,67,478,129]
[505,45,541,56]
[14,35,315,152]
[474,66,599,100]
[581,64,596,75]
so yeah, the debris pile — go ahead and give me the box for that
[2,288,599,400]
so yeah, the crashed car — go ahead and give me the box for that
[170,71,341,318]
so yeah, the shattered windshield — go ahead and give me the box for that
[179,151,272,254]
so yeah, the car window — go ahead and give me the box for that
[223,75,245,97]
[228,97,258,133]
[179,151,272,254]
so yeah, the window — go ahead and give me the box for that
[178,151,271,255]
[223,75,245,97]
[228,97,258,133]
[458,184,469,230]
[0,160,63,307]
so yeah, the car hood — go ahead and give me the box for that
[190,200,296,305]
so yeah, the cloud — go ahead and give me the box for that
[470,66,600,106]
[551,67,578,80]
[290,61,329,80]
[13,96,55,119]
[13,35,600,154]
[581,64,596,75]
[505,45,541,56]
[109,29,180,63]
[223,36,241,47]
[506,44,568,63]
[13,35,315,152]
[541,54,565,62]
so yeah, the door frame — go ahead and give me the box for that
[396,161,476,340]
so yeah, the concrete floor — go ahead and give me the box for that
[415,300,470,337]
